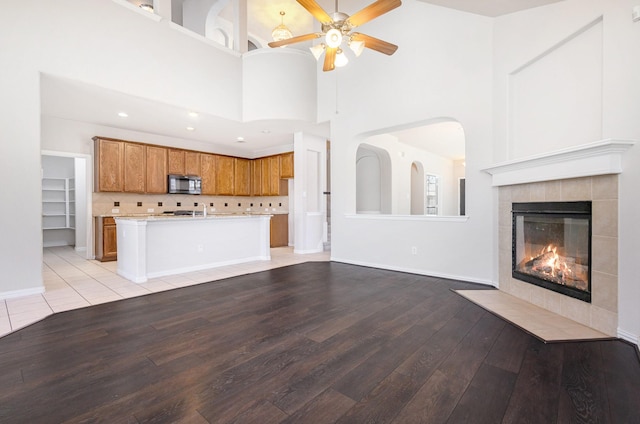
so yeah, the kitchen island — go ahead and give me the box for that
[115,214,271,283]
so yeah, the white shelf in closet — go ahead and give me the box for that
[42,177,75,230]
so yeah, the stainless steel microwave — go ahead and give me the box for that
[168,174,202,195]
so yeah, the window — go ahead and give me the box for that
[425,174,439,215]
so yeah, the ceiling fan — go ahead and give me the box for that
[268,0,401,72]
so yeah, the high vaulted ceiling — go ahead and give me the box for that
[43,0,565,158]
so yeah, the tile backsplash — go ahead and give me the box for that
[93,192,289,216]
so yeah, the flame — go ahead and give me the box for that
[532,244,573,279]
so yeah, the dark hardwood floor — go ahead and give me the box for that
[0,262,638,423]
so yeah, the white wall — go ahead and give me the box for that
[328,1,494,284]
[293,132,327,254]
[493,0,640,343]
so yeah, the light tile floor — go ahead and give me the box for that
[0,246,330,338]
[455,289,612,342]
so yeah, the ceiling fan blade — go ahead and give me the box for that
[350,33,398,55]
[297,0,334,25]
[323,47,337,72]
[346,0,402,28]
[268,33,322,48]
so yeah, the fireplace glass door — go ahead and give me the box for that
[512,201,591,302]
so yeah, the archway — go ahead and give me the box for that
[356,144,391,214]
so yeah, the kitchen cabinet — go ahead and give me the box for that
[94,137,124,192]
[280,152,294,178]
[185,151,201,175]
[95,216,117,262]
[123,142,146,193]
[257,156,283,196]
[215,155,235,196]
[94,137,290,197]
[168,149,200,176]
[167,149,185,174]
[234,158,251,196]
[200,153,217,195]
[268,155,281,195]
[251,159,262,196]
[270,214,289,247]
[146,145,168,194]
[260,158,270,195]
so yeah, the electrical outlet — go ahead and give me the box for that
[411,246,417,255]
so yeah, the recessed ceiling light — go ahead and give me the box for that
[236,136,245,143]
[118,112,128,118]
[186,126,195,131]
[188,111,199,118]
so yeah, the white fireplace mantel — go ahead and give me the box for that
[483,139,636,186]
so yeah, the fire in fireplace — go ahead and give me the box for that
[512,201,591,302]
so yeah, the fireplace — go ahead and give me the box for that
[512,201,592,303]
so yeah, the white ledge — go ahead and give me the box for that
[482,139,636,186]
[345,214,469,223]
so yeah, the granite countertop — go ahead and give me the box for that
[97,211,288,218]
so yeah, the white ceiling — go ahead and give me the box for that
[417,0,564,17]
[40,75,329,158]
[42,0,564,158]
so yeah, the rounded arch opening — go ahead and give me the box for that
[355,117,466,216]
[356,143,392,214]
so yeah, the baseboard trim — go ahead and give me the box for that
[618,328,639,346]
[0,286,45,301]
[330,257,495,286]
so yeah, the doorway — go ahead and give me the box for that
[41,151,92,257]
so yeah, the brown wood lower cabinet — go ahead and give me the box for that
[270,214,289,248]
[95,216,117,262]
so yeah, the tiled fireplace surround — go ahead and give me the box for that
[498,175,618,336]
[487,140,635,337]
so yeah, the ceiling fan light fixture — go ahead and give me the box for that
[310,43,325,61]
[325,28,343,48]
[349,40,365,57]
[335,48,349,67]
[271,11,293,43]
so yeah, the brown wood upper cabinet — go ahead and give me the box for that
[167,149,185,175]
[260,158,271,195]
[234,158,251,196]
[94,137,124,192]
[280,152,294,179]
[123,142,146,193]
[94,137,293,196]
[200,153,217,195]
[251,159,262,196]
[215,155,235,196]
[268,155,281,196]
[146,145,168,194]
[185,151,201,175]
